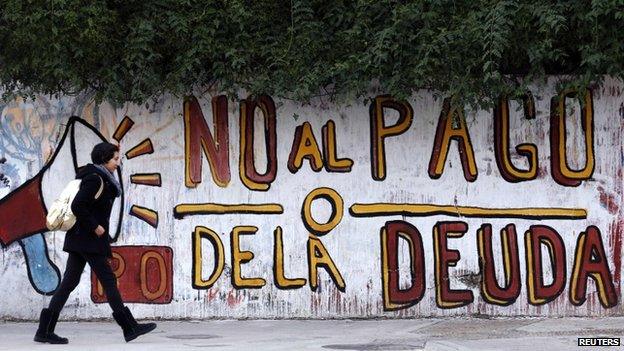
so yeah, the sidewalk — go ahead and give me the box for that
[0,317,622,350]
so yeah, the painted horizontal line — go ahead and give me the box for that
[129,205,159,228]
[350,203,587,220]
[174,203,284,218]
[126,139,153,160]
[130,173,162,187]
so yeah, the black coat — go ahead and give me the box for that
[63,164,117,257]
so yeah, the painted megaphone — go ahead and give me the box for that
[0,117,124,294]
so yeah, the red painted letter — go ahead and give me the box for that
[570,226,618,308]
[381,221,426,310]
[477,224,521,306]
[184,95,230,188]
[434,221,474,308]
[525,225,566,305]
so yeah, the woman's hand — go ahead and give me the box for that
[95,225,105,236]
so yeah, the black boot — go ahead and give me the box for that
[34,308,68,344]
[112,307,157,342]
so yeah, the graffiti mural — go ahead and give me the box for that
[1,80,623,319]
[0,98,64,295]
[0,116,124,294]
[91,246,173,304]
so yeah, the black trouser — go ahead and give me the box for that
[48,251,124,313]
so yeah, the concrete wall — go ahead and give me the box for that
[0,79,622,319]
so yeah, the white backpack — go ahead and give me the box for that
[46,175,104,231]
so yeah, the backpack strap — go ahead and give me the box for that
[94,174,104,200]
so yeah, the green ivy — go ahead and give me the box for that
[0,0,622,108]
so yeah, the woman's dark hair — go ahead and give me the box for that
[91,142,120,164]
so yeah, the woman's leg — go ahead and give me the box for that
[35,252,86,344]
[83,252,124,313]
[47,252,86,312]
[82,253,157,342]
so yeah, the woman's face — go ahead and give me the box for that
[104,151,121,172]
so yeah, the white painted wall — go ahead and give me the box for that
[1,78,622,319]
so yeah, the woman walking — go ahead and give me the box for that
[34,142,156,344]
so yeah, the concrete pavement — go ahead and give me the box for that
[0,317,622,350]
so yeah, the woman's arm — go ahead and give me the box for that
[70,174,102,234]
